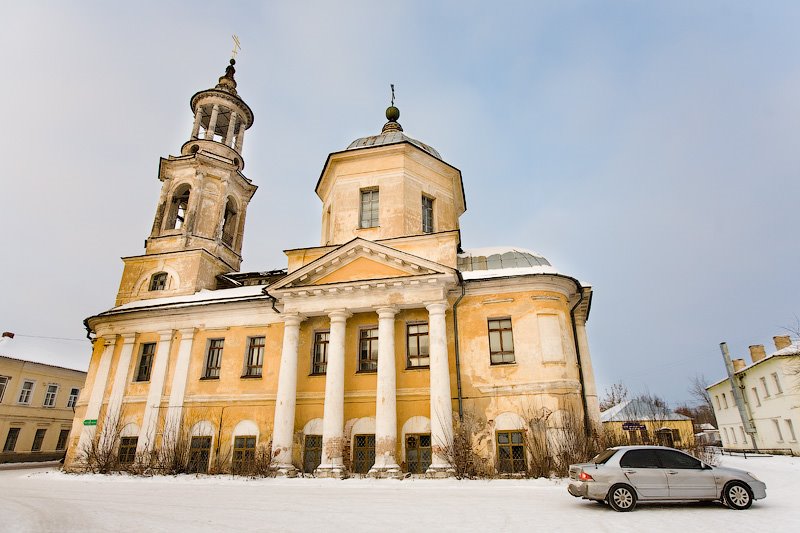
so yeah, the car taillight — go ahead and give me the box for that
[579,471,593,481]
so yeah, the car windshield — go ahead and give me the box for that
[590,449,618,464]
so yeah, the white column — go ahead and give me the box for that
[369,306,400,477]
[137,330,173,455]
[316,309,350,477]
[225,111,238,147]
[190,106,203,139]
[104,333,136,428]
[77,336,117,455]
[204,104,219,140]
[272,314,304,475]
[165,328,196,440]
[426,301,455,476]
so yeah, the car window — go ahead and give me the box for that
[619,449,661,468]
[591,449,618,464]
[656,450,702,469]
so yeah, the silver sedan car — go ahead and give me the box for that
[567,445,766,512]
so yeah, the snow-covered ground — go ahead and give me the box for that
[1,454,798,532]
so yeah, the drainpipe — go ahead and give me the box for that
[569,284,592,437]
[262,288,280,314]
[452,271,466,420]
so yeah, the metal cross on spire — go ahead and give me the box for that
[231,35,241,60]
[390,84,395,107]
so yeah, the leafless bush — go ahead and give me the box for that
[233,441,276,478]
[80,408,123,474]
[438,410,493,479]
[524,406,602,478]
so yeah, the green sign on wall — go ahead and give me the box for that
[83,419,97,426]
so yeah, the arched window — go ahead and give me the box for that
[221,197,238,246]
[149,272,168,291]
[166,185,191,230]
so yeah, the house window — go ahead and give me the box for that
[221,198,238,247]
[149,272,168,291]
[18,380,34,404]
[0,375,9,402]
[43,384,58,407]
[488,318,515,364]
[204,339,224,379]
[751,387,761,407]
[55,429,70,451]
[406,323,430,368]
[118,436,138,464]
[358,327,379,372]
[359,189,379,228]
[721,393,729,409]
[312,331,329,375]
[31,429,46,452]
[67,388,80,408]
[3,428,20,452]
[303,435,322,474]
[671,429,681,444]
[188,436,212,474]
[786,419,797,442]
[232,435,257,473]
[739,426,747,444]
[406,433,432,474]
[496,430,526,473]
[772,372,783,394]
[243,336,265,377]
[135,343,156,382]
[166,185,190,230]
[352,434,376,474]
[715,395,721,410]
[729,427,737,444]
[760,376,770,397]
[421,195,434,233]
[773,419,784,442]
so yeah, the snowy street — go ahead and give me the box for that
[1,454,798,532]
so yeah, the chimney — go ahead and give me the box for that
[732,358,747,372]
[749,345,767,364]
[1,331,14,339]
[773,335,792,351]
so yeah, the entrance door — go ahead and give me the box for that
[187,436,212,474]
[406,434,432,474]
[303,435,322,474]
[352,434,375,474]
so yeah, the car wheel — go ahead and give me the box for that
[723,481,753,510]
[607,484,637,512]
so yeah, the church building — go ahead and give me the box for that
[64,58,601,477]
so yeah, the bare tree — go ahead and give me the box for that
[599,382,629,411]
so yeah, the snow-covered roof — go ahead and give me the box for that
[0,334,90,373]
[109,285,268,313]
[457,246,561,280]
[600,399,691,423]
[707,341,800,389]
[773,341,800,356]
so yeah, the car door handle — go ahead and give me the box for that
[667,470,678,475]
[624,470,637,474]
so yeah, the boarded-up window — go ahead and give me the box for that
[538,314,564,362]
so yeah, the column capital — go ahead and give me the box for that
[281,313,305,327]
[100,335,117,348]
[176,327,196,338]
[120,333,137,344]
[425,301,448,315]
[157,330,174,342]
[327,309,352,323]
[376,306,398,319]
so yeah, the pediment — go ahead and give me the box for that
[270,238,454,291]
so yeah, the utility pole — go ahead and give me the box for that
[720,342,758,451]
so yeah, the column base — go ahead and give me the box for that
[314,466,346,479]
[425,465,456,479]
[367,465,402,479]
[273,463,298,478]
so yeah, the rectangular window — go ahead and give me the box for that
[739,426,747,444]
[358,327,379,372]
[0,375,9,403]
[352,434,376,474]
[488,318,515,364]
[497,430,526,473]
[32,428,46,452]
[786,419,797,442]
[751,387,761,407]
[406,323,430,368]
[312,331,330,375]
[405,433,432,474]
[136,343,156,382]
[773,419,784,441]
[715,396,721,410]
[232,435,257,473]
[55,429,70,451]
[359,189,379,228]
[721,393,729,409]
[671,428,681,444]
[243,336,265,377]
[18,380,34,404]
[421,195,434,233]
[539,314,565,362]
[43,384,58,407]
[760,376,770,397]
[204,339,224,379]
[303,435,323,474]
[3,428,20,452]
[188,436,212,473]
[772,372,783,394]
[118,437,138,464]
[67,388,80,408]
[729,427,737,444]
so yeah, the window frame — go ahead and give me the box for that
[55,429,70,451]
[357,326,379,373]
[17,380,35,405]
[135,343,157,382]
[771,372,783,394]
[3,427,20,452]
[751,387,761,407]
[421,194,434,233]
[67,387,80,408]
[31,428,46,452]
[43,384,59,408]
[303,434,323,474]
[496,430,526,474]
[359,188,380,229]
[406,322,430,369]
[118,436,138,465]
[232,435,257,473]
[352,433,376,474]
[773,419,784,442]
[149,272,168,291]
[405,433,432,474]
[785,419,797,442]
[0,375,9,403]
[242,336,265,378]
[488,317,515,365]
[203,339,225,379]
[760,376,770,397]
[311,330,330,375]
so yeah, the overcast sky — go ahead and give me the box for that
[1,1,798,405]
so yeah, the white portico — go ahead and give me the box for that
[268,238,458,477]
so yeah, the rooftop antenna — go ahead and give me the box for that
[390,84,395,107]
[231,35,241,60]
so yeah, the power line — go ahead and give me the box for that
[11,333,87,342]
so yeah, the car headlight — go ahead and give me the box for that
[746,472,761,482]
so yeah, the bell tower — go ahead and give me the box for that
[115,59,257,306]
